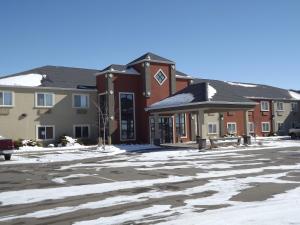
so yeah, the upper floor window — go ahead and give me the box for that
[227,122,237,134]
[277,102,284,111]
[291,102,298,112]
[208,123,217,134]
[73,94,89,108]
[0,91,13,107]
[120,93,135,141]
[36,93,54,108]
[261,101,269,111]
[154,70,167,85]
[176,113,186,137]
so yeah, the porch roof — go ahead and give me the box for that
[146,82,257,114]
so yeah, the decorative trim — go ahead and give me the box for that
[154,69,168,86]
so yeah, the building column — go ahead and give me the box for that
[243,110,251,145]
[219,113,225,137]
[106,73,115,145]
[197,110,205,138]
[153,113,160,146]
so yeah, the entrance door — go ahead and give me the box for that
[149,116,174,144]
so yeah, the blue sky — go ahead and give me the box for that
[0,0,299,89]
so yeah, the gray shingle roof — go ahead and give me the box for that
[194,78,294,100]
[0,66,98,89]
[127,52,174,65]
[99,64,140,75]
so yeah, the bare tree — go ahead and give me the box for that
[92,96,109,150]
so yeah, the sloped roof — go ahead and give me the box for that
[98,64,140,75]
[127,52,174,65]
[194,79,294,100]
[0,66,98,89]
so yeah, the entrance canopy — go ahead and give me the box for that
[146,82,257,143]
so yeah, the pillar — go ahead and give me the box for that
[243,110,251,145]
[197,110,205,138]
[106,73,115,145]
[153,113,160,146]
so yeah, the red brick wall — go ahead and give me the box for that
[176,78,190,92]
[223,99,273,137]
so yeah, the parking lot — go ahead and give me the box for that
[0,142,300,225]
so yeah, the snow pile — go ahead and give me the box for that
[226,81,257,88]
[97,144,159,155]
[151,93,194,108]
[0,74,45,87]
[289,90,300,100]
[64,136,80,147]
[207,84,217,100]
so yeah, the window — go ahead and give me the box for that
[248,122,255,133]
[227,123,237,134]
[291,102,298,112]
[0,91,13,106]
[74,125,89,138]
[120,93,135,140]
[262,122,270,132]
[36,93,54,107]
[277,122,284,131]
[176,113,186,137]
[73,94,89,108]
[277,102,284,111]
[208,123,217,134]
[37,125,54,140]
[261,101,269,111]
[154,70,167,85]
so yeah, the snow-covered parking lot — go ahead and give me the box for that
[0,138,300,225]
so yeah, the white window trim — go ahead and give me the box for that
[276,102,284,112]
[72,93,90,109]
[260,101,270,112]
[261,122,271,132]
[227,122,237,134]
[0,90,14,107]
[73,124,90,138]
[291,102,298,112]
[154,69,168,86]
[207,122,218,135]
[119,92,136,141]
[248,122,255,133]
[36,125,55,141]
[35,92,55,108]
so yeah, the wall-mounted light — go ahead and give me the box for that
[109,90,114,95]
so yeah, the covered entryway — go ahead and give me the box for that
[150,116,174,144]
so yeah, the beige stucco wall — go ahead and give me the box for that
[0,86,98,143]
[273,100,300,135]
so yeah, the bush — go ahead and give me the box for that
[14,139,23,149]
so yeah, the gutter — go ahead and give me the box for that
[0,85,97,92]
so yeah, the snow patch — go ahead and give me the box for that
[151,93,194,108]
[0,74,44,87]
[226,81,257,88]
[207,84,217,100]
[289,90,300,100]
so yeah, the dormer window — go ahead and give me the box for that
[154,70,167,85]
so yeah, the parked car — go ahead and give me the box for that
[0,137,14,160]
[289,127,300,139]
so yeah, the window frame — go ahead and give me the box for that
[260,101,270,112]
[35,92,55,108]
[227,122,237,134]
[36,125,55,141]
[207,122,218,135]
[291,102,298,112]
[72,93,90,109]
[119,92,136,141]
[277,122,284,131]
[276,102,284,111]
[0,90,14,107]
[154,69,167,86]
[176,113,187,138]
[261,122,270,132]
[73,124,90,138]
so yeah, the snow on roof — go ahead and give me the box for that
[289,91,300,100]
[0,73,45,87]
[208,84,217,100]
[226,81,257,88]
[151,93,194,108]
